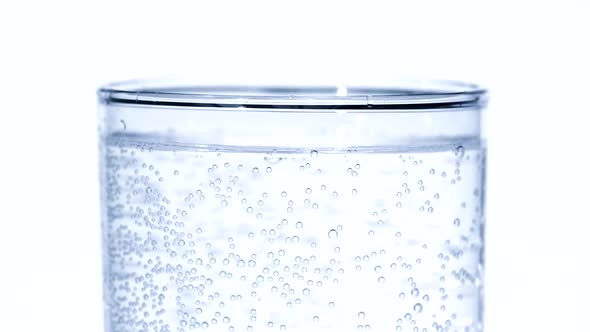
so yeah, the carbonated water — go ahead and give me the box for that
[102,136,485,332]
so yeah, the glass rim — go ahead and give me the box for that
[98,79,488,112]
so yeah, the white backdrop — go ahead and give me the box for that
[1,1,589,332]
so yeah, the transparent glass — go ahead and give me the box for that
[98,80,488,332]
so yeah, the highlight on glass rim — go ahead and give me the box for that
[98,80,488,332]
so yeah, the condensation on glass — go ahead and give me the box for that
[98,80,488,332]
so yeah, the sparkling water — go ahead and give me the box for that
[102,136,485,332]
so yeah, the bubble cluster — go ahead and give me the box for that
[103,142,485,332]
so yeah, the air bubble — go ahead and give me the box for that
[266,167,272,173]
[328,229,338,239]
[412,303,423,313]
[454,145,465,160]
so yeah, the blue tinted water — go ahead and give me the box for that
[102,137,485,332]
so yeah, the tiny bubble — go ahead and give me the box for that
[328,229,338,239]
[454,145,465,160]
[414,303,423,313]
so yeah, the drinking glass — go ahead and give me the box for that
[98,80,488,332]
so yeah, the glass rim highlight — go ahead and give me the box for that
[98,79,488,112]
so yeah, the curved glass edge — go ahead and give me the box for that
[98,80,488,112]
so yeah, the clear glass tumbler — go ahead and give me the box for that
[98,80,488,332]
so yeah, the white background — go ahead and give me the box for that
[1,1,589,331]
